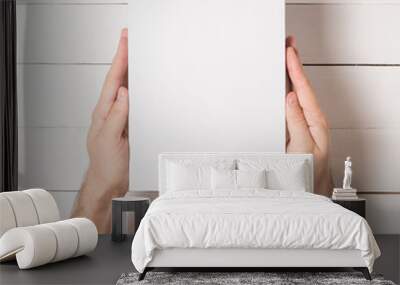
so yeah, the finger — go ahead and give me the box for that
[123,121,129,138]
[103,86,129,138]
[286,47,327,128]
[285,120,290,146]
[93,29,129,123]
[286,36,297,48]
[286,92,313,144]
[107,28,129,87]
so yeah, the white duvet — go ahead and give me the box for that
[131,190,380,272]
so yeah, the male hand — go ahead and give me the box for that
[71,29,129,233]
[286,37,333,197]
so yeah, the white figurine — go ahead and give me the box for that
[342,156,352,189]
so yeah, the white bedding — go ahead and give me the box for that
[131,190,380,273]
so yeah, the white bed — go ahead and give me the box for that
[131,153,380,280]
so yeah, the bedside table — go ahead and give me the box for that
[112,197,150,242]
[332,198,366,218]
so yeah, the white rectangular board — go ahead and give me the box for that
[129,0,286,191]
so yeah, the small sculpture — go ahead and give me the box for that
[342,156,352,189]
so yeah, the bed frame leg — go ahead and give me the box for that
[354,267,371,280]
[138,268,148,281]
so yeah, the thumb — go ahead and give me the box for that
[103,86,129,138]
[286,92,312,144]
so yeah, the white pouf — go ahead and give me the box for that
[42,221,79,262]
[0,218,98,269]
[65,218,98,257]
[0,189,60,237]
[0,196,17,237]
[0,226,57,269]
[0,191,39,227]
[24,189,60,224]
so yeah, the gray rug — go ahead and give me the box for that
[117,272,396,285]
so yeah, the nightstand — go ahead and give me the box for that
[332,198,366,218]
[112,197,150,242]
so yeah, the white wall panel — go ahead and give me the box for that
[18,127,399,193]
[17,4,127,63]
[359,194,400,234]
[16,3,400,64]
[19,64,400,129]
[49,191,78,220]
[287,4,400,64]
[17,64,108,127]
[304,66,400,129]
[18,127,88,190]
[330,129,400,190]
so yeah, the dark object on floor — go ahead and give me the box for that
[138,268,150,281]
[354,267,372,280]
[112,197,150,242]
[333,198,366,218]
[117,271,395,285]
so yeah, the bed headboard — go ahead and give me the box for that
[159,153,314,194]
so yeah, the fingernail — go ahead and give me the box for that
[121,28,128,38]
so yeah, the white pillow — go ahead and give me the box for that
[238,159,309,191]
[267,161,308,191]
[211,168,237,190]
[236,169,267,189]
[167,162,211,191]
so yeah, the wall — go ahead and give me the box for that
[17,0,400,233]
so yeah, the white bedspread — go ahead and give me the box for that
[131,190,380,272]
